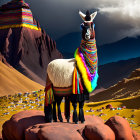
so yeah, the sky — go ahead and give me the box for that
[1,0,140,45]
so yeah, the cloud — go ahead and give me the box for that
[1,0,140,44]
[26,0,140,44]
[96,0,140,44]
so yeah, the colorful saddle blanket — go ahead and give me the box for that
[74,39,98,93]
[53,86,72,96]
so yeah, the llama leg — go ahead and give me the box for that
[57,96,63,122]
[79,100,85,123]
[65,96,70,123]
[44,74,53,123]
[53,100,57,122]
[44,104,53,123]
[72,102,78,124]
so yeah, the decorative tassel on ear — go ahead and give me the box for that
[45,84,54,106]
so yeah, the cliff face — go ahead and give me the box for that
[0,0,62,85]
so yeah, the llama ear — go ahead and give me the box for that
[90,11,97,21]
[79,10,86,21]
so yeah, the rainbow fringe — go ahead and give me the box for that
[72,67,84,94]
[45,84,54,106]
[0,23,41,30]
[74,39,98,93]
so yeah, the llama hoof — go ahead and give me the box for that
[53,119,57,122]
[75,122,78,124]
[81,121,85,124]
[60,119,63,122]
[46,120,53,123]
[45,119,53,123]
[67,119,70,123]
[58,116,63,122]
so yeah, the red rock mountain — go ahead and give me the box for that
[0,0,62,85]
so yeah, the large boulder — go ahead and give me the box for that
[2,110,45,140]
[37,125,83,140]
[105,116,134,140]
[2,111,138,140]
[2,110,106,140]
[84,124,115,140]
[83,115,115,140]
[25,115,104,140]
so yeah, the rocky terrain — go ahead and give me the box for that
[2,110,140,140]
[0,0,62,86]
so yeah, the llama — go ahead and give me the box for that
[44,10,98,124]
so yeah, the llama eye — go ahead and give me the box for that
[87,29,90,33]
[80,23,84,30]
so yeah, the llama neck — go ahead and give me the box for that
[79,38,97,74]
[74,38,98,92]
[80,39,96,50]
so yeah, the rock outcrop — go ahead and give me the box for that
[0,0,62,85]
[84,122,115,140]
[2,110,140,140]
[105,116,134,140]
[0,52,10,67]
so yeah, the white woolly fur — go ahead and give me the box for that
[47,58,76,87]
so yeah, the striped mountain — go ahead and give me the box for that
[0,0,39,30]
[0,0,62,86]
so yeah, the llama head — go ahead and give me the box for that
[79,10,97,40]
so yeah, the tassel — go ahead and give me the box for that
[73,67,84,94]
[77,70,80,94]
[75,68,77,94]
[72,67,76,94]
[45,84,54,106]
[79,78,84,93]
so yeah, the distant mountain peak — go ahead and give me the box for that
[0,0,40,31]
[0,1,63,85]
